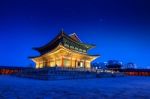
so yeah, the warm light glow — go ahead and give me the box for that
[32,45,99,68]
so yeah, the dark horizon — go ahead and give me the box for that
[0,0,150,68]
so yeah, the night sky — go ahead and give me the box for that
[0,0,150,68]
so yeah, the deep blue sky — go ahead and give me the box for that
[0,0,150,68]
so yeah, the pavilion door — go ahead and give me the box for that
[77,61,84,68]
[80,62,83,67]
[43,61,47,67]
[64,59,70,67]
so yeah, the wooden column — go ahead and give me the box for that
[84,60,86,68]
[54,57,56,66]
[61,56,64,67]
[48,60,50,67]
[42,61,44,68]
[75,59,77,68]
[49,59,51,67]
[37,62,41,68]
[70,57,72,68]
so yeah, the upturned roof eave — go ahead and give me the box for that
[32,31,64,51]
[30,44,99,59]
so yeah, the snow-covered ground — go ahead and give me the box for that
[0,76,150,99]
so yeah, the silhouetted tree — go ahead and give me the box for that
[126,62,136,69]
[91,62,106,69]
[106,60,122,70]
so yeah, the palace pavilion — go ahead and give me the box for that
[30,30,99,69]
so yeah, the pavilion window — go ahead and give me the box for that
[83,50,86,53]
[70,45,74,49]
[64,43,69,47]
[75,47,78,50]
[79,49,82,52]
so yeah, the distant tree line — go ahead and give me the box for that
[92,60,136,70]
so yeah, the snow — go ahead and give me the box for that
[0,76,150,99]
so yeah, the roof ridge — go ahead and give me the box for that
[69,32,82,42]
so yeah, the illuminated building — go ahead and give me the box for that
[30,30,99,69]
